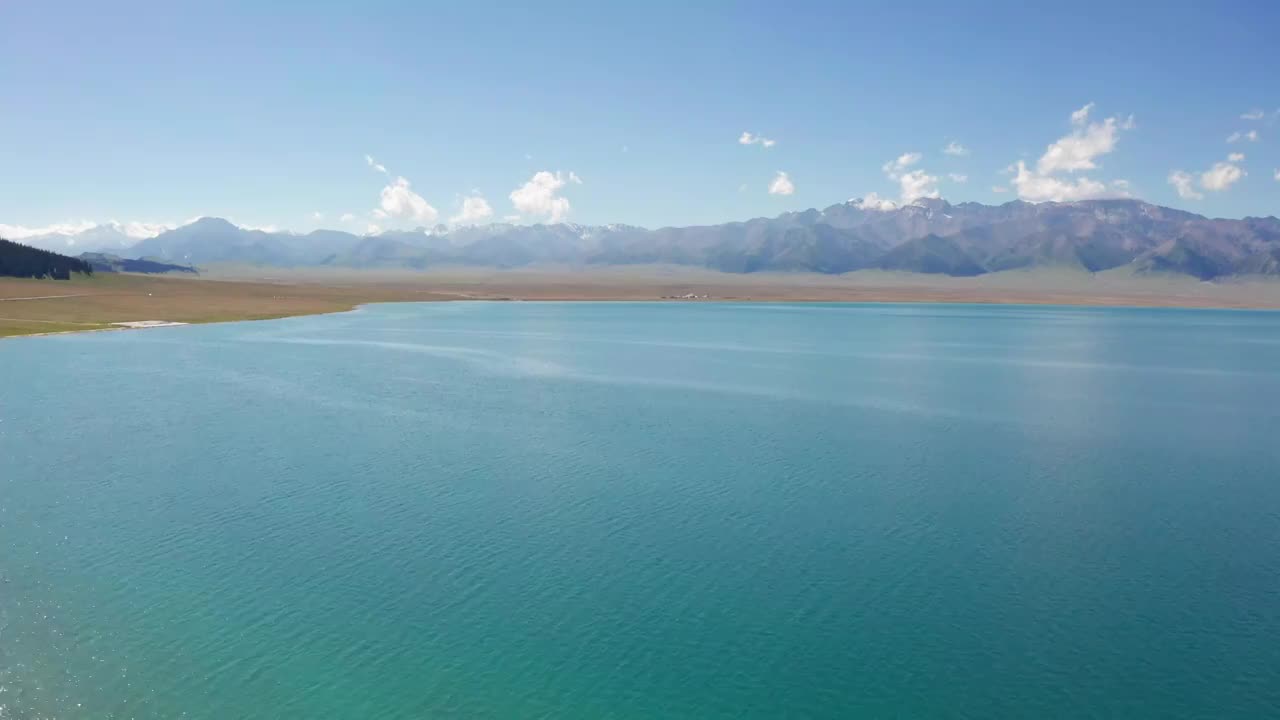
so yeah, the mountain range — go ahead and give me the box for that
[15,198,1280,279]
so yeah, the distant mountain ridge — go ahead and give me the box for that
[25,199,1280,279]
[78,252,197,275]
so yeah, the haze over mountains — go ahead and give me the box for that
[16,198,1280,280]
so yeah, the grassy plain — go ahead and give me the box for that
[3,266,1279,339]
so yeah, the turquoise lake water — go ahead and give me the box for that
[3,302,1280,718]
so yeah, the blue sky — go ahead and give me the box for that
[2,0,1277,238]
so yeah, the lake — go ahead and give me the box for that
[3,302,1279,718]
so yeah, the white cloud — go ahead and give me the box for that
[0,220,97,239]
[122,221,172,238]
[1010,105,1134,202]
[768,171,795,196]
[0,219,173,241]
[881,152,922,174]
[1169,154,1247,198]
[1227,130,1258,143]
[340,212,356,223]
[1011,161,1110,202]
[880,152,938,203]
[942,141,969,156]
[379,176,439,224]
[1274,169,1280,182]
[105,220,172,237]
[1201,161,1245,191]
[738,131,776,148]
[1070,102,1095,125]
[850,193,898,211]
[1038,116,1126,174]
[509,170,578,222]
[450,194,494,225]
[311,211,324,221]
[991,186,1009,193]
[365,154,388,174]
[1241,109,1265,120]
[948,173,968,183]
[1168,170,1204,200]
[366,223,382,235]
[898,170,940,202]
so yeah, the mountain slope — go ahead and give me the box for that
[0,238,94,279]
[79,252,198,275]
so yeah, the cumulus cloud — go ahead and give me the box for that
[509,170,579,222]
[897,170,940,202]
[850,193,898,211]
[1201,161,1245,191]
[881,152,922,174]
[379,176,439,224]
[365,154,388,174]
[1227,130,1258,143]
[948,173,968,183]
[366,223,382,235]
[942,141,969,156]
[1241,109,1265,120]
[1168,171,1203,200]
[450,194,494,225]
[1170,153,1248,198]
[879,152,938,203]
[1011,161,1110,202]
[1009,105,1134,202]
[739,131,776,148]
[1038,116,1127,174]
[768,171,795,195]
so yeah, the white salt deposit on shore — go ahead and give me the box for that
[111,321,189,328]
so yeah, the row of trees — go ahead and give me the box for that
[0,238,94,279]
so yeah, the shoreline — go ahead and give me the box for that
[5,293,1279,342]
[4,269,1280,340]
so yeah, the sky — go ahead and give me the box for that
[2,0,1278,239]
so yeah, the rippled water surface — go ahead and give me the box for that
[3,302,1280,718]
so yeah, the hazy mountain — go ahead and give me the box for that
[129,218,363,266]
[100,199,1280,279]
